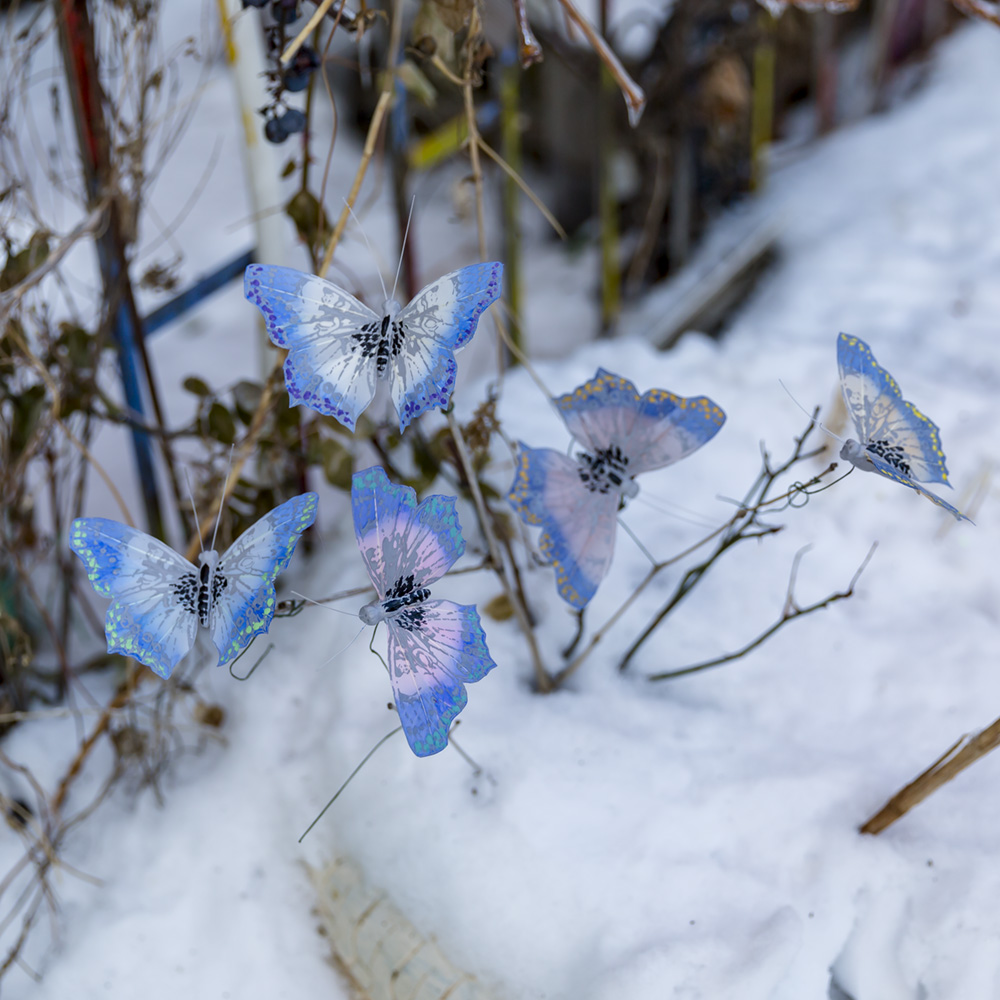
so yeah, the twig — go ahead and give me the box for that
[860,714,1000,835]
[551,0,646,125]
[183,363,282,561]
[317,0,403,279]
[51,665,142,815]
[950,0,1000,27]
[648,543,877,681]
[552,413,836,687]
[446,410,549,691]
[281,0,338,64]
[475,136,567,240]
[511,0,544,67]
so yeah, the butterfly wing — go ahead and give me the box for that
[385,599,496,757]
[555,368,726,476]
[508,445,618,608]
[69,519,198,679]
[865,453,971,523]
[244,264,380,430]
[351,466,464,595]
[389,262,503,431]
[837,333,950,486]
[210,492,319,665]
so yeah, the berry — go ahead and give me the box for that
[264,116,289,143]
[278,108,306,135]
[283,46,319,92]
[271,0,300,24]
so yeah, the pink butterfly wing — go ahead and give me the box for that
[508,445,618,608]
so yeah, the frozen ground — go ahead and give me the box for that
[3,9,1000,1000]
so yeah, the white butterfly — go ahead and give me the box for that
[837,332,970,522]
[244,262,502,432]
[70,493,318,678]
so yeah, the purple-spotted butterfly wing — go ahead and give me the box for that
[210,492,319,665]
[351,466,496,757]
[508,445,618,609]
[244,265,379,431]
[351,466,464,593]
[69,519,199,679]
[390,262,503,431]
[554,368,726,476]
[386,599,495,757]
[245,262,502,433]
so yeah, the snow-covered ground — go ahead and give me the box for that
[3,8,1000,1000]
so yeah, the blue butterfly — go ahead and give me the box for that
[508,369,726,608]
[352,466,496,757]
[837,333,970,522]
[244,262,502,433]
[70,493,318,678]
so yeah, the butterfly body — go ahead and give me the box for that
[836,333,969,522]
[352,466,495,757]
[509,369,726,608]
[244,262,502,432]
[70,492,318,678]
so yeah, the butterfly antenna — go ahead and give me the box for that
[298,725,404,842]
[779,380,846,444]
[230,641,274,681]
[183,469,205,555]
[389,195,415,304]
[209,446,235,554]
[344,198,388,303]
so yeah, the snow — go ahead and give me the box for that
[4,9,1000,1000]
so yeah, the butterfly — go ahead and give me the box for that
[244,261,502,433]
[836,333,970,522]
[352,466,496,757]
[69,493,318,679]
[508,368,726,608]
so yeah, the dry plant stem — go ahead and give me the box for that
[951,0,1000,26]
[461,12,488,263]
[183,363,282,561]
[649,542,877,681]
[475,137,568,240]
[317,0,403,279]
[861,715,1000,835]
[511,0,544,66]
[446,410,549,691]
[551,0,646,125]
[51,664,142,814]
[554,415,831,686]
[0,204,106,322]
[281,0,338,63]
[4,321,134,523]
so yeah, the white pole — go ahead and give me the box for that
[216,0,288,374]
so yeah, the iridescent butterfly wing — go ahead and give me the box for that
[389,262,503,431]
[554,368,727,477]
[837,333,970,521]
[69,519,199,679]
[508,446,618,609]
[352,466,496,757]
[244,265,380,430]
[210,492,319,665]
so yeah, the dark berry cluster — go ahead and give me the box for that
[242,0,321,144]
